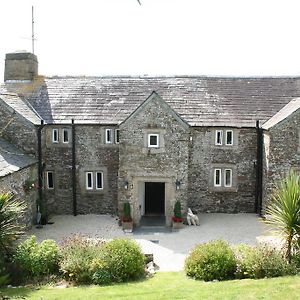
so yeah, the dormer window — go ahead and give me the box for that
[148,134,159,148]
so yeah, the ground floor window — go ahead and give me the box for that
[213,167,233,188]
[85,171,104,190]
[46,171,54,189]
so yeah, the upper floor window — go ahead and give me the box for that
[105,129,113,144]
[63,129,70,143]
[46,171,54,189]
[215,130,223,145]
[148,134,159,148]
[115,129,120,144]
[215,129,234,146]
[52,129,59,143]
[225,130,233,145]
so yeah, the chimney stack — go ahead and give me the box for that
[4,51,38,81]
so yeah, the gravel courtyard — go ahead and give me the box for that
[26,213,270,271]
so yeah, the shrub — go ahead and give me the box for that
[91,238,145,284]
[185,240,237,281]
[0,192,26,256]
[0,256,9,287]
[234,244,298,279]
[59,235,105,284]
[13,235,61,278]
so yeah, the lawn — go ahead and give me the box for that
[1,272,300,300]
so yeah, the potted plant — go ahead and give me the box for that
[122,202,133,232]
[172,200,184,229]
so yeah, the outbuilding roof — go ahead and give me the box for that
[0,138,37,178]
[3,76,300,127]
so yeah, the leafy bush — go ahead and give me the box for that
[0,256,9,287]
[0,192,26,256]
[13,235,61,278]
[234,244,298,279]
[91,238,145,284]
[185,240,237,281]
[59,235,105,284]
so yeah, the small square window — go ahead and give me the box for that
[105,129,112,144]
[214,169,221,187]
[148,134,159,148]
[96,172,103,190]
[86,172,93,190]
[115,129,120,144]
[46,171,54,189]
[225,130,233,145]
[215,130,223,145]
[63,129,69,143]
[52,129,59,143]
[224,169,232,187]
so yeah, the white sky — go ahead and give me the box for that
[1,0,300,80]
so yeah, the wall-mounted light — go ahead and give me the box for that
[124,181,129,190]
[175,179,181,190]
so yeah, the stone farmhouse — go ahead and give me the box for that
[0,51,299,227]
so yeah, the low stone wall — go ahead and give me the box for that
[0,164,38,228]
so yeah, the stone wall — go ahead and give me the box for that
[42,124,119,215]
[188,127,257,213]
[0,164,38,228]
[262,109,300,210]
[119,93,190,226]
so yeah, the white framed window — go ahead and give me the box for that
[62,129,70,143]
[46,171,54,189]
[148,134,159,148]
[115,129,120,144]
[105,129,113,144]
[86,172,93,190]
[214,169,222,187]
[225,130,233,145]
[215,130,223,145]
[52,129,59,143]
[96,172,103,190]
[224,169,232,187]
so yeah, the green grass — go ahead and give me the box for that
[1,272,300,300]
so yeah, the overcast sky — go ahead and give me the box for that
[1,0,300,80]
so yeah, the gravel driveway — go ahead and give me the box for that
[26,213,269,271]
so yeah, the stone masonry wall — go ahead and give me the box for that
[262,110,300,210]
[42,125,119,215]
[0,164,38,228]
[188,127,257,213]
[119,94,190,226]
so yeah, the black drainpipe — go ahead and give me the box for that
[72,119,77,216]
[37,119,45,223]
[255,120,263,215]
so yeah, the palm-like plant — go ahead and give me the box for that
[266,170,300,262]
[0,192,26,256]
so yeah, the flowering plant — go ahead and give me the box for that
[172,216,183,223]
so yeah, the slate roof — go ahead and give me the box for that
[0,138,37,178]
[3,76,300,127]
[262,98,300,130]
[0,89,41,125]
